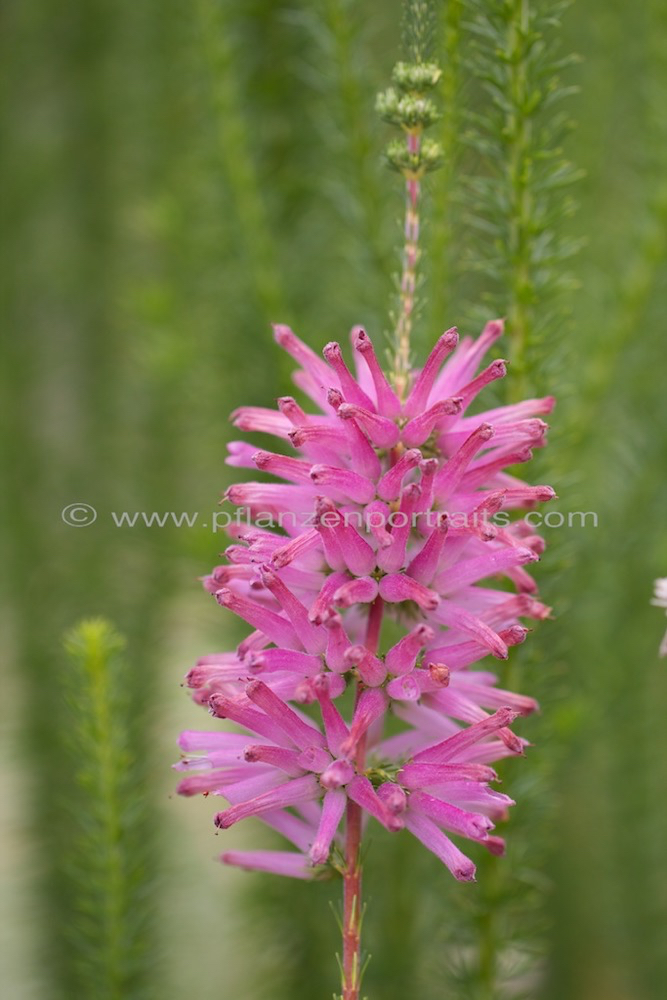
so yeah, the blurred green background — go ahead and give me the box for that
[2,1,667,998]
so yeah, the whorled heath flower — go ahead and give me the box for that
[176,320,555,881]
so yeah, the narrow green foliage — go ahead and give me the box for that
[425,0,465,328]
[463,0,581,397]
[60,620,152,1000]
[196,0,286,325]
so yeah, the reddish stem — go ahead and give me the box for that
[341,597,384,1000]
[394,129,422,401]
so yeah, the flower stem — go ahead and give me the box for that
[394,130,422,402]
[341,597,384,1000]
[505,0,533,402]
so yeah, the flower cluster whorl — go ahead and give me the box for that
[175,320,555,881]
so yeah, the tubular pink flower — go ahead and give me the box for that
[333,576,379,609]
[352,327,401,417]
[385,623,435,676]
[221,850,315,879]
[404,811,477,881]
[339,402,401,449]
[403,327,459,418]
[310,790,347,865]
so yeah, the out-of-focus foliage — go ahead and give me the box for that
[60,620,151,1000]
[1,1,666,999]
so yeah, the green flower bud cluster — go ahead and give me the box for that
[385,137,443,176]
[391,60,441,92]
[376,60,443,176]
[376,89,439,130]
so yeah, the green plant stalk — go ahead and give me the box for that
[340,597,384,1000]
[197,0,286,325]
[505,0,533,402]
[427,0,464,327]
[394,130,423,401]
[325,0,391,279]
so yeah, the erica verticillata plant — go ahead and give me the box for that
[175,5,556,998]
[175,317,556,995]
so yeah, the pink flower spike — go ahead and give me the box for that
[377,483,422,573]
[313,674,350,755]
[208,695,293,748]
[406,513,449,585]
[376,448,422,502]
[433,423,495,503]
[403,327,459,417]
[245,680,327,750]
[344,646,387,687]
[341,688,388,755]
[401,397,464,448]
[215,588,301,649]
[352,327,401,417]
[338,402,400,449]
[323,341,376,410]
[214,774,319,828]
[259,566,327,654]
[221,849,314,879]
[346,776,403,832]
[308,571,349,625]
[309,464,375,505]
[404,812,476,881]
[309,789,347,864]
[385,622,435,676]
[413,707,519,764]
[333,576,379,608]
[379,573,440,612]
